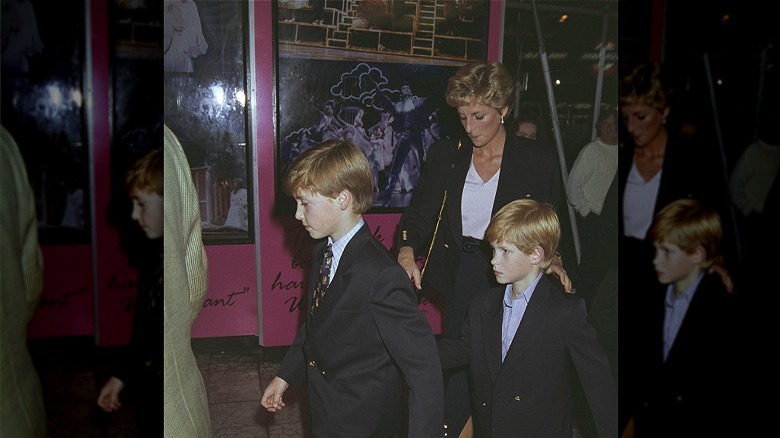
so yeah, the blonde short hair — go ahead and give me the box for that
[484,199,560,270]
[445,61,515,113]
[283,139,374,214]
[647,198,722,268]
[618,62,672,112]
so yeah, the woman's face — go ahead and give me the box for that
[456,102,506,147]
[619,98,668,148]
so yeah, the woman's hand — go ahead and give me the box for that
[708,263,734,293]
[398,246,422,290]
[545,253,573,293]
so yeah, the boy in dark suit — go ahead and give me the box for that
[437,199,617,437]
[624,198,740,437]
[260,139,444,437]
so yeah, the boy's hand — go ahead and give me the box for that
[261,376,289,412]
[97,376,125,412]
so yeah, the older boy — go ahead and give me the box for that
[437,199,617,437]
[260,139,443,437]
[625,198,740,437]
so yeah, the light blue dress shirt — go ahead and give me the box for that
[501,272,543,362]
[663,273,703,361]
[327,218,364,284]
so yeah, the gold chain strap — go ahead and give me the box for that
[419,140,460,282]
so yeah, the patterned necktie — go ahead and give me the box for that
[310,243,333,315]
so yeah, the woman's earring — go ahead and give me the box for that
[501,115,505,125]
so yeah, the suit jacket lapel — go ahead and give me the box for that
[494,135,537,216]
[306,224,371,336]
[499,276,552,374]
[447,139,471,249]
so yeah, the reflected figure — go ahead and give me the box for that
[97,148,163,435]
[60,183,84,230]
[164,0,208,73]
[0,124,47,438]
[1,0,44,74]
[224,177,248,230]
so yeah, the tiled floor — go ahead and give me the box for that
[29,335,310,438]
[193,336,311,438]
[31,335,589,437]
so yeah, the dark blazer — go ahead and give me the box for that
[629,273,741,437]
[278,223,444,437]
[399,134,568,296]
[437,275,617,438]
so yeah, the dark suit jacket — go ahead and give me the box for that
[437,275,617,438]
[630,273,741,438]
[399,134,569,297]
[278,223,444,437]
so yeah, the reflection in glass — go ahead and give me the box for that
[1,0,89,244]
[164,0,251,244]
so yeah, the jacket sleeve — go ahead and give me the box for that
[369,264,444,437]
[398,137,459,254]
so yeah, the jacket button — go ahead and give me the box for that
[321,370,326,375]
[308,360,316,367]
[514,395,521,401]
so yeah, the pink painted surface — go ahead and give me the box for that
[191,245,259,338]
[488,0,502,61]
[28,245,95,337]
[91,0,139,346]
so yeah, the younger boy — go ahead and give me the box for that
[437,198,617,437]
[97,147,163,435]
[260,139,443,437]
[625,198,739,437]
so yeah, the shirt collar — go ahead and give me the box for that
[504,271,543,308]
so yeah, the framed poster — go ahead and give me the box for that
[1,0,89,244]
[275,0,490,213]
[163,0,253,244]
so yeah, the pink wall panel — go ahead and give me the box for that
[191,244,259,338]
[28,245,95,337]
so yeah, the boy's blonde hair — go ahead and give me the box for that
[283,139,374,214]
[126,147,162,195]
[445,61,515,113]
[647,198,722,268]
[484,199,560,270]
